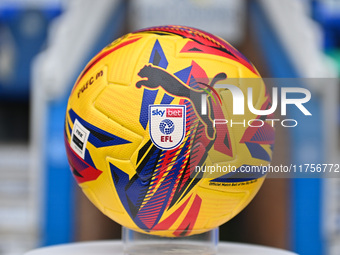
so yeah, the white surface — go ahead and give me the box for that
[24,240,298,255]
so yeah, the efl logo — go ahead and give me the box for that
[149,105,186,150]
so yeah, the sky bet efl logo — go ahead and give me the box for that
[149,105,186,150]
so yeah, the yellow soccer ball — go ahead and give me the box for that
[64,25,274,237]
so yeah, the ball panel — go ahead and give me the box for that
[105,35,151,86]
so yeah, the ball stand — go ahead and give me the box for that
[122,227,218,255]
[24,227,298,255]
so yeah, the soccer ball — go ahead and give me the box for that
[64,25,274,237]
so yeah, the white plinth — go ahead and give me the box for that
[24,240,298,255]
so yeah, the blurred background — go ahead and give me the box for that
[0,0,339,254]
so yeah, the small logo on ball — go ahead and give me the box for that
[149,104,186,150]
